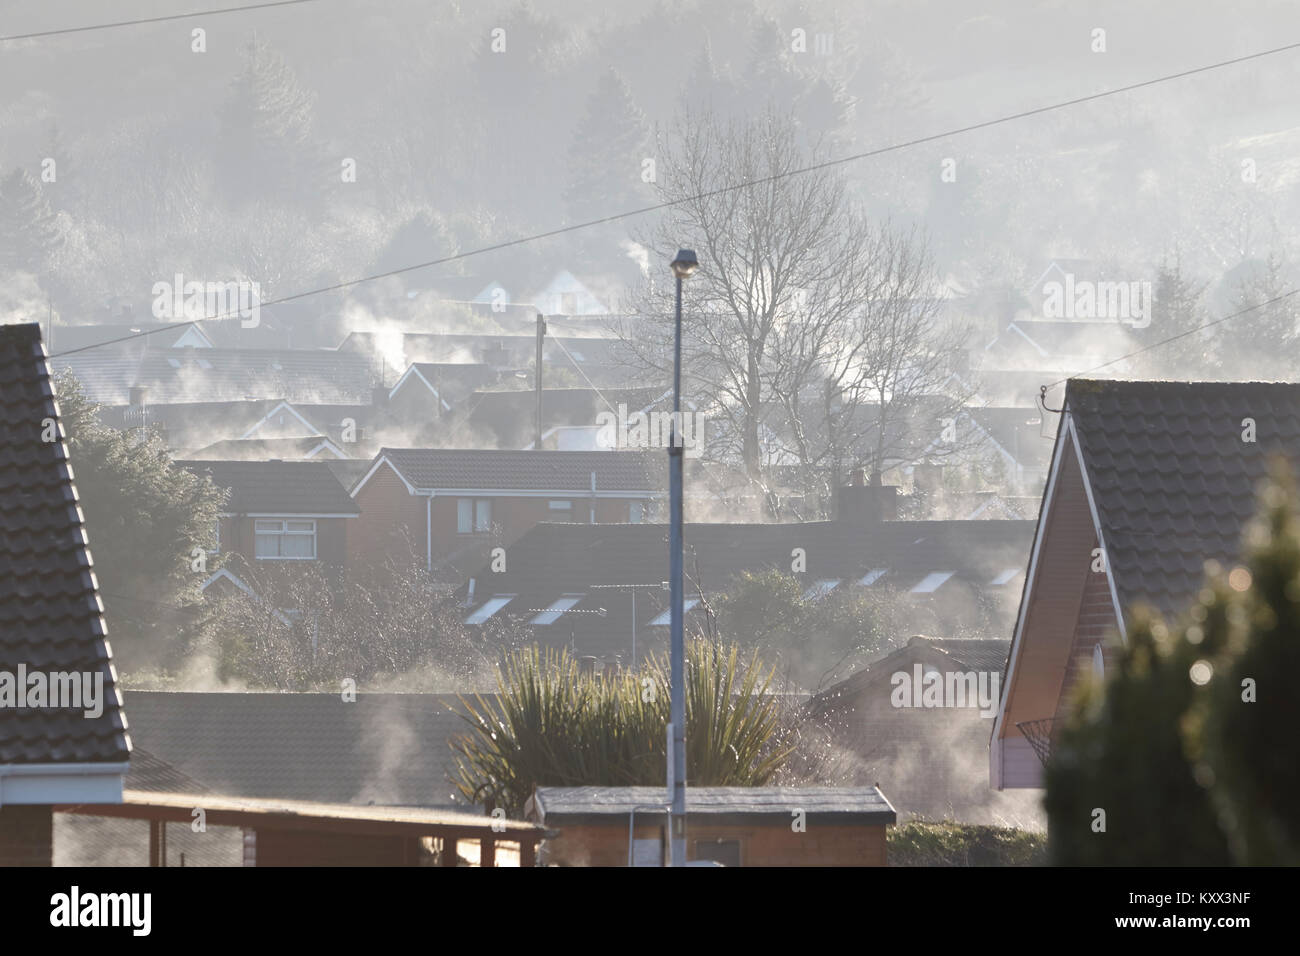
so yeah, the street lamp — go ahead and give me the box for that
[667,248,696,867]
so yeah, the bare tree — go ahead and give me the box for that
[619,107,972,514]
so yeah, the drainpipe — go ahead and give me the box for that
[426,492,433,572]
[590,470,596,524]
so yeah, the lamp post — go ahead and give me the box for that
[667,248,697,867]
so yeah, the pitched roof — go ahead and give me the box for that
[184,436,348,461]
[0,323,130,764]
[529,786,896,825]
[121,691,481,809]
[461,517,1032,660]
[811,635,1012,707]
[1067,379,1300,619]
[377,448,658,492]
[52,346,379,405]
[175,460,360,514]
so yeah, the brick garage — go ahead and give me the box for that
[527,786,895,867]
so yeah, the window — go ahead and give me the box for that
[628,501,644,524]
[1092,643,1105,683]
[911,571,955,593]
[648,598,699,626]
[694,838,741,867]
[858,569,888,586]
[255,519,316,559]
[530,594,584,626]
[802,579,841,601]
[208,519,221,555]
[465,595,516,625]
[457,498,492,533]
[549,500,573,520]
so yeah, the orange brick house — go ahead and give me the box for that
[526,786,895,867]
[348,449,659,578]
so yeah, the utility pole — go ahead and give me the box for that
[535,313,546,450]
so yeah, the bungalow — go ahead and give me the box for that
[808,636,1042,827]
[348,448,659,577]
[460,482,1033,668]
[0,324,131,865]
[990,379,1300,790]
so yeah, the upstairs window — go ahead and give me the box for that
[255,519,316,559]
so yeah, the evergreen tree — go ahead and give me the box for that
[563,68,651,223]
[0,168,62,277]
[1192,466,1300,864]
[216,34,316,204]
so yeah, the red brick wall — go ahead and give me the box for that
[350,461,649,569]
[349,463,427,566]
[1055,551,1120,719]
[0,805,53,867]
[542,821,888,867]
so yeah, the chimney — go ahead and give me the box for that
[837,480,898,526]
[372,384,389,408]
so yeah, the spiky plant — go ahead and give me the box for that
[450,640,792,816]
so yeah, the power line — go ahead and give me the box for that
[1044,289,1300,389]
[0,0,329,43]
[46,38,1300,361]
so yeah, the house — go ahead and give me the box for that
[990,379,1300,790]
[526,786,896,866]
[175,460,360,574]
[459,482,1034,667]
[808,637,1042,827]
[348,448,659,577]
[0,323,131,865]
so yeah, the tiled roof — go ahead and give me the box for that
[175,460,360,514]
[379,448,658,492]
[52,346,379,405]
[0,324,130,764]
[530,786,896,825]
[1067,379,1300,619]
[810,636,1012,707]
[184,437,347,461]
[461,517,1032,659]
[122,691,482,808]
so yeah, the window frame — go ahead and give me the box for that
[254,518,317,560]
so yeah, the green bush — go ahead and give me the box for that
[887,821,1047,866]
[450,640,791,816]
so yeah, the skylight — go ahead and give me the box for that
[990,568,1022,586]
[858,569,888,586]
[465,595,515,625]
[530,594,584,626]
[649,598,700,626]
[911,572,955,594]
[802,579,841,600]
